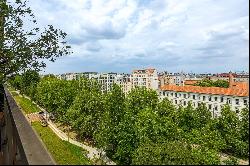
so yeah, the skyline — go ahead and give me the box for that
[25,0,249,74]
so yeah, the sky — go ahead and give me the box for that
[25,0,249,74]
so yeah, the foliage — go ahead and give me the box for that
[194,79,229,88]
[12,91,40,114]
[0,0,71,83]
[223,156,239,165]
[66,78,103,139]
[9,74,249,164]
[132,140,220,165]
[32,122,91,165]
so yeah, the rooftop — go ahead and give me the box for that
[160,83,249,97]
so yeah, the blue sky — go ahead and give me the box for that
[26,0,248,74]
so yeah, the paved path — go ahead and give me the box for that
[12,90,116,165]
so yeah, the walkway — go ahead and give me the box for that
[12,90,116,165]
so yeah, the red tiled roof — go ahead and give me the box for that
[160,84,249,97]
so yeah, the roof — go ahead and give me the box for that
[160,84,249,97]
[184,80,198,85]
[133,68,156,74]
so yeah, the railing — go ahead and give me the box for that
[0,85,55,165]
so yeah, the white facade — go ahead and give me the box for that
[159,90,249,118]
[98,73,117,92]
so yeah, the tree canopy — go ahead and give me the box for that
[0,0,71,83]
[9,74,249,165]
[194,79,229,88]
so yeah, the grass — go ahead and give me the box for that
[11,93,40,114]
[10,91,91,165]
[32,122,91,165]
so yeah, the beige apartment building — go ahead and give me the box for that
[131,68,159,90]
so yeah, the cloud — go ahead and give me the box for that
[25,0,249,74]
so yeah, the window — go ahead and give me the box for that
[208,104,212,110]
[193,102,196,107]
[203,96,206,101]
[184,101,186,106]
[208,96,212,101]
[221,97,224,103]
[179,93,181,97]
[235,99,239,105]
[171,93,173,97]
[214,97,217,101]
[193,95,196,100]
[184,94,187,98]
[227,98,231,104]
[244,99,248,106]
[175,93,178,97]
[175,100,178,104]
[235,107,239,114]
[214,106,218,111]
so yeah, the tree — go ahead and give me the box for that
[94,84,126,158]
[193,102,212,129]
[67,78,103,140]
[132,140,220,165]
[216,105,247,157]
[0,0,71,83]
[19,70,40,96]
[194,79,229,88]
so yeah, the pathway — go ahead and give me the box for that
[11,90,116,165]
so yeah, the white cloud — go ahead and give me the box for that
[25,0,249,74]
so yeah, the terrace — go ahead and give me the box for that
[0,85,55,165]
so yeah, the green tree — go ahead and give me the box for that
[8,74,22,90]
[67,78,103,139]
[193,102,212,129]
[216,105,246,157]
[194,79,229,88]
[0,0,71,84]
[132,140,220,165]
[19,70,40,96]
[94,84,126,158]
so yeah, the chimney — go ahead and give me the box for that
[229,71,234,88]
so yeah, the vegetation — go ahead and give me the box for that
[11,94,40,114]
[32,122,91,165]
[194,79,229,88]
[0,0,71,84]
[9,72,249,165]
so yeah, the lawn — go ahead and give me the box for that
[11,94,40,114]
[32,122,91,165]
[11,91,91,165]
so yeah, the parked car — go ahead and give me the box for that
[49,114,56,121]
[41,120,48,127]
[38,111,44,115]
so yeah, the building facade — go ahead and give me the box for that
[131,68,158,90]
[159,73,249,118]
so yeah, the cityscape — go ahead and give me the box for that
[0,0,249,165]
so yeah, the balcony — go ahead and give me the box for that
[0,86,55,165]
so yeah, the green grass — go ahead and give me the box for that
[11,94,40,114]
[32,122,91,165]
[11,92,91,165]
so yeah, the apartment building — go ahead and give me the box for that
[131,68,158,90]
[158,72,186,87]
[209,72,249,82]
[115,74,132,94]
[159,73,249,118]
[98,73,118,92]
